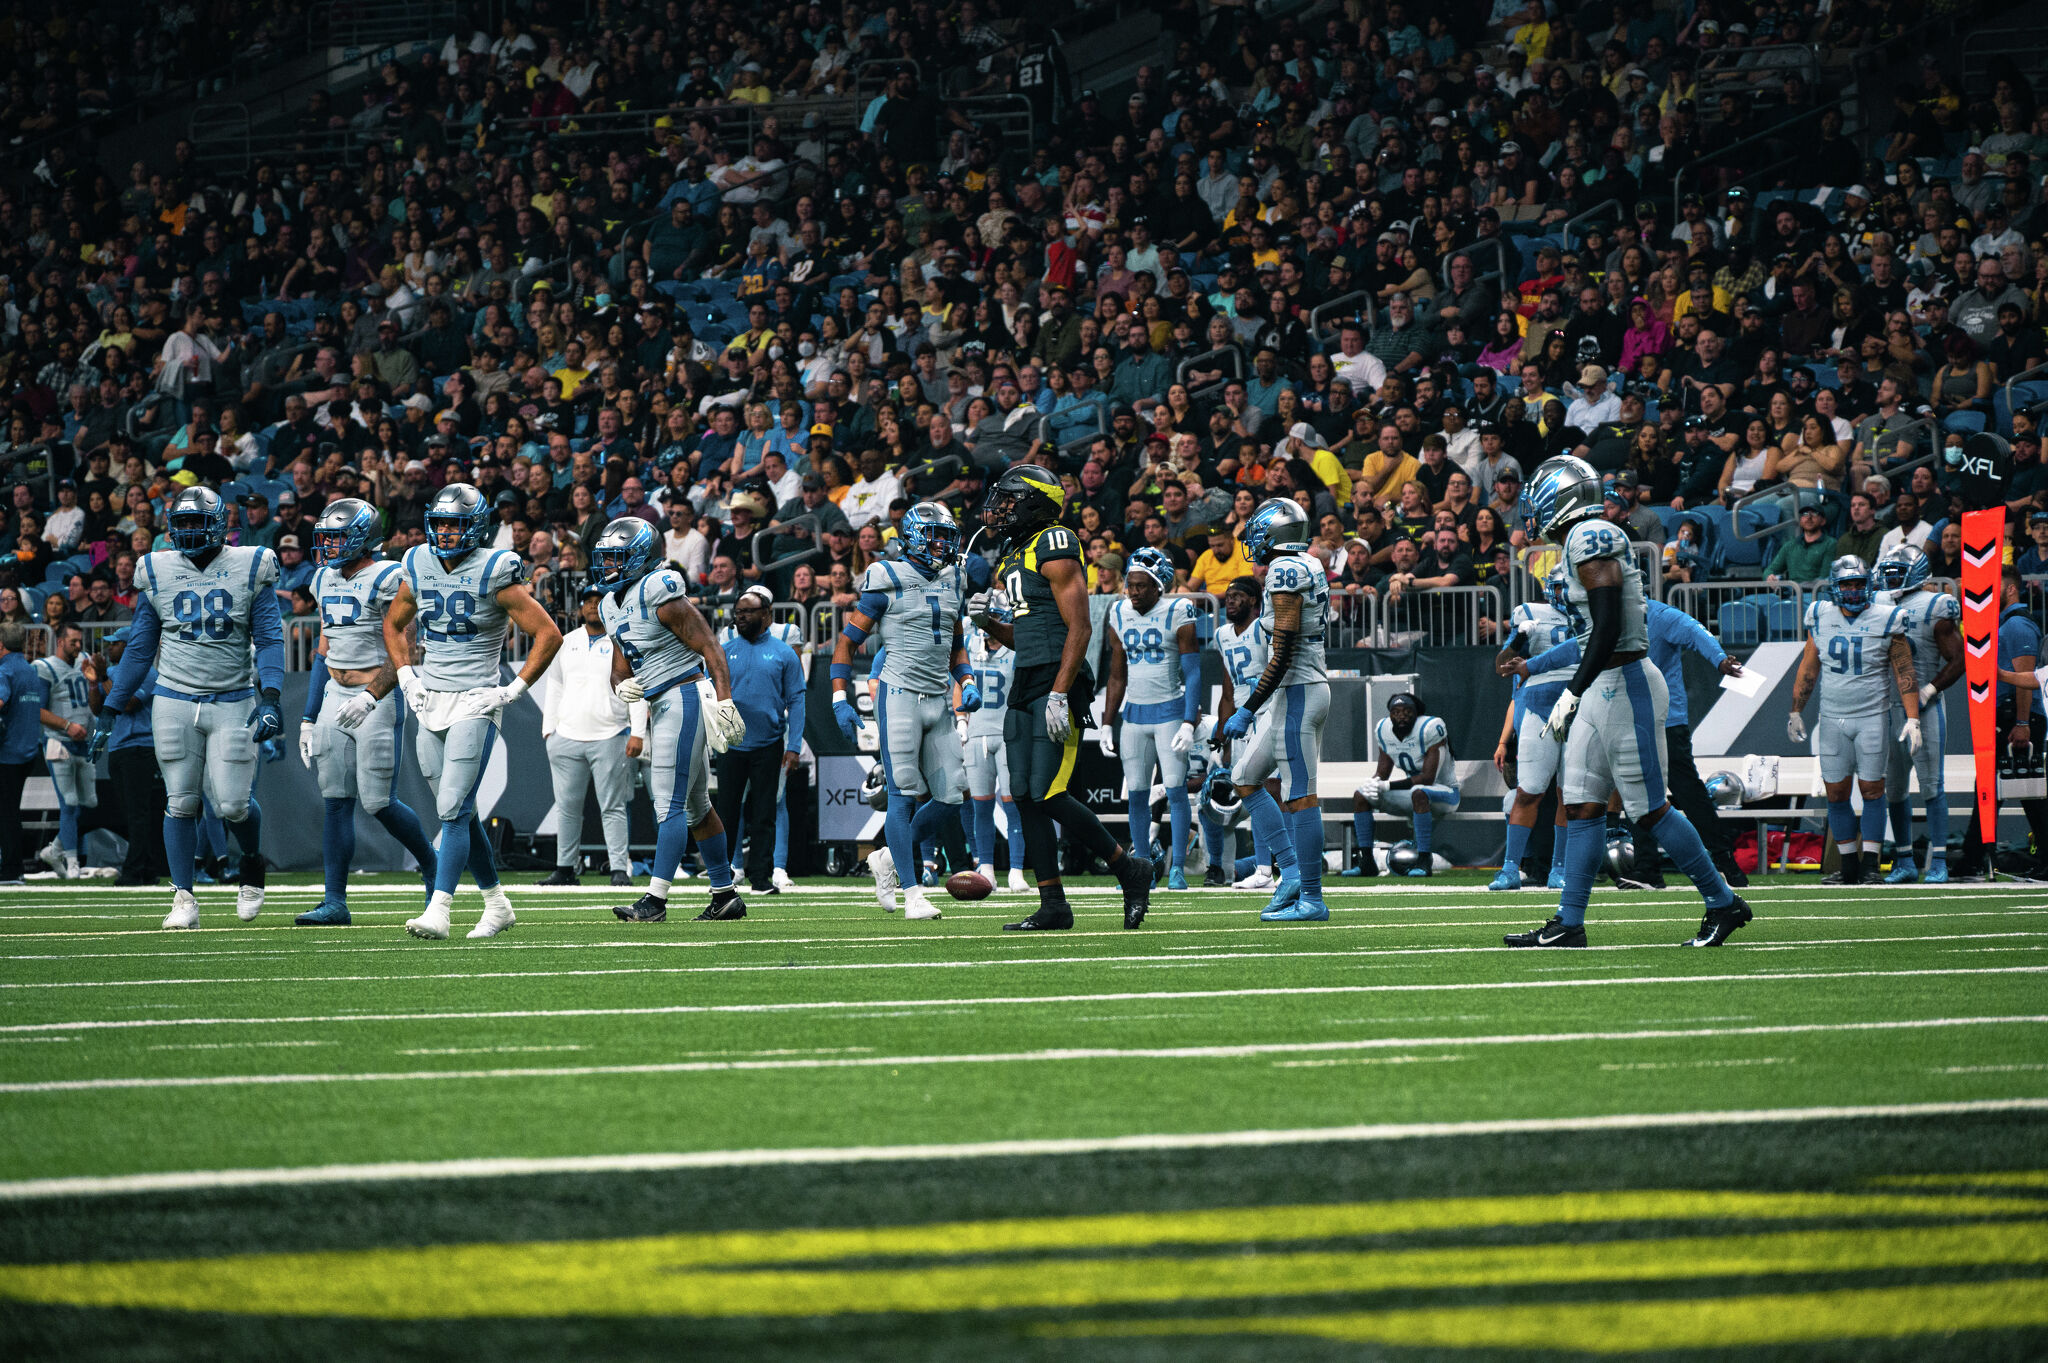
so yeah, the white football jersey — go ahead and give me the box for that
[1561,519,1646,656]
[1259,551,1328,687]
[602,567,707,699]
[1110,595,1198,706]
[1375,713,1451,778]
[1877,587,1960,689]
[136,545,278,693]
[966,625,1012,739]
[313,560,405,671]
[1214,616,1268,712]
[33,654,91,727]
[859,557,967,695]
[1806,598,1899,720]
[400,545,524,690]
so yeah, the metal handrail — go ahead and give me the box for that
[1731,416,1940,541]
[2002,359,2048,426]
[1442,237,1507,290]
[1670,94,1849,220]
[1176,345,1243,398]
[1560,198,1623,248]
[1309,290,1375,343]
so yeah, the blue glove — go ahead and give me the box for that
[832,698,861,741]
[260,738,284,763]
[957,680,981,714]
[1219,707,1254,741]
[85,711,116,762]
[249,700,284,742]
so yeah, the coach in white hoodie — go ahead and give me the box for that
[539,584,647,885]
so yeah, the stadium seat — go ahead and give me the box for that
[1716,600,1762,646]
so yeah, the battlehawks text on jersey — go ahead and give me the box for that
[1879,588,1961,686]
[136,545,278,693]
[1375,714,1452,778]
[601,568,707,698]
[997,523,1085,691]
[1805,598,1899,719]
[860,557,967,695]
[313,560,405,671]
[400,545,524,692]
[1214,617,1268,711]
[1561,519,1648,655]
[1109,595,1198,708]
[1258,551,1329,686]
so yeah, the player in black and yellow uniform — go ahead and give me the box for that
[971,465,1154,930]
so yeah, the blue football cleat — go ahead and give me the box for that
[1488,866,1523,892]
[1166,867,1189,891]
[1260,875,1302,917]
[1406,864,1430,878]
[294,901,352,926]
[1923,860,1949,884]
[1547,864,1567,890]
[1262,895,1329,922]
[1884,860,1919,884]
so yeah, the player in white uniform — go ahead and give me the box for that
[32,624,98,879]
[91,486,284,928]
[293,498,442,925]
[962,601,1028,890]
[1787,554,1924,884]
[829,501,976,921]
[719,588,808,891]
[1874,544,1963,883]
[1359,693,1460,877]
[1217,499,1329,922]
[375,484,563,940]
[1507,456,1750,947]
[1488,569,1575,891]
[1209,576,1279,887]
[1101,545,1204,889]
[598,518,748,923]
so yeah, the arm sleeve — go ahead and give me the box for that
[303,655,329,720]
[1565,584,1622,698]
[106,599,163,711]
[1526,639,1581,675]
[1179,647,1202,722]
[629,698,647,741]
[782,654,806,753]
[250,586,286,694]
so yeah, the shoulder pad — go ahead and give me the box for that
[1032,524,1080,560]
[1804,599,1825,630]
[1934,592,1961,621]
[857,562,895,595]
[1422,715,1449,746]
[253,547,280,590]
[485,550,525,592]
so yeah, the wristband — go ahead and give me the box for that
[950,662,972,682]
[502,676,528,702]
[830,661,853,683]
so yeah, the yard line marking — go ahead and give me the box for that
[10,932,2041,995]
[4,1099,2046,1200]
[1934,1064,2048,1074]
[146,1041,337,1052]
[1600,1058,1794,1071]
[3,1015,2044,1093]
[1271,1055,1469,1069]
[5,966,2046,1036]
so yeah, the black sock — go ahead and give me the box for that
[1015,799,1063,883]
[1042,792,1123,863]
[1037,882,1069,916]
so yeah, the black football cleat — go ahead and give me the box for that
[1504,916,1587,948]
[537,867,581,886]
[1686,896,1754,947]
[1117,854,1154,929]
[613,894,668,923]
[1202,866,1231,887]
[695,887,747,921]
[1002,906,1075,931]
[609,870,632,886]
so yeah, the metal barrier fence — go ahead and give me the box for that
[1374,584,1504,649]
[1667,581,1808,645]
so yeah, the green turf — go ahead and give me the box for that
[1,872,2045,1359]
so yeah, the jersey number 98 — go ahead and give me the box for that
[170,589,236,641]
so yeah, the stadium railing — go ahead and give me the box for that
[1375,583,1503,649]
[1176,346,1243,404]
[1309,291,1375,350]
[1668,581,1806,644]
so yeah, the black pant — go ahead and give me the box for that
[109,746,169,881]
[0,760,29,880]
[1962,707,2048,863]
[714,745,782,890]
[1638,723,1731,863]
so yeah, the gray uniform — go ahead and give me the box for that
[1110,595,1199,801]
[136,545,278,820]
[1806,597,1898,784]
[862,557,968,802]
[32,654,95,810]
[1509,601,1574,797]
[1216,616,1274,786]
[544,627,636,872]
[963,625,1014,801]
[1557,520,1666,819]
[308,560,407,812]
[603,568,711,827]
[401,544,524,823]
[1881,587,1959,798]
[1258,551,1331,802]
[1371,713,1461,814]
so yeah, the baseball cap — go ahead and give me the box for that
[738,585,775,609]
[278,534,302,550]
[810,422,835,437]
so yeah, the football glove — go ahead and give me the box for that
[615,674,646,703]
[395,665,430,715]
[84,711,115,762]
[1219,707,1254,741]
[832,696,861,741]
[298,727,315,767]
[1044,692,1073,743]
[706,698,747,753]
[1097,723,1116,757]
[1919,682,1937,708]
[1360,775,1383,803]
[1170,721,1195,754]
[1901,716,1922,753]
[957,680,981,714]
[335,691,378,730]
[1541,689,1579,743]
[249,698,283,742]
[1786,712,1807,744]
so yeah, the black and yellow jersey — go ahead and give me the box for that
[997,523,1084,674]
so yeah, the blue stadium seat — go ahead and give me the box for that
[1942,410,1987,435]
[1716,600,1761,646]
[1744,592,1802,641]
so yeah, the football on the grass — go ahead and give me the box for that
[945,871,994,901]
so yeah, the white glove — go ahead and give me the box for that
[1786,712,1807,744]
[1542,689,1580,743]
[464,676,529,718]
[1902,716,1923,753]
[615,674,646,703]
[1360,774,1383,803]
[1919,682,1937,708]
[335,691,377,731]
[1045,692,1073,743]
[395,666,429,715]
[705,698,747,753]
[1098,724,1116,757]
[297,727,314,767]
[964,589,991,621]
[1170,721,1195,754]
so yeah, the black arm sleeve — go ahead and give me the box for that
[1565,583,1623,698]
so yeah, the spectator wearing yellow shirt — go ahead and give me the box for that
[1356,421,1420,507]
[1508,0,1554,62]
[551,338,592,398]
[1283,423,1353,505]
[1188,527,1252,595]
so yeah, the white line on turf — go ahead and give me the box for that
[3,1015,2043,1093]
[4,1098,2045,1200]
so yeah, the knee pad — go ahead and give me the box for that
[216,799,251,823]
[358,787,390,815]
[165,794,202,819]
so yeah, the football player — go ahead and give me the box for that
[1209,576,1284,887]
[31,623,98,880]
[1873,545,1963,882]
[1359,693,1459,878]
[1101,545,1203,889]
[963,595,1029,891]
[1487,568,1574,891]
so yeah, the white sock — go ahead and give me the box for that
[483,885,512,911]
[1837,842,1858,860]
[648,877,672,899]
[426,890,455,918]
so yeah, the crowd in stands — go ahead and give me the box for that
[2,0,2045,655]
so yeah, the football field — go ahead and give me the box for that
[2,873,2046,1360]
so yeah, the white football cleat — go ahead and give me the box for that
[771,867,798,893]
[976,863,998,888]
[468,888,516,939]
[1234,865,1277,891]
[870,845,899,911]
[902,886,942,920]
[162,889,200,930]
[406,902,451,940]
[235,884,264,921]
[1007,868,1029,892]
[37,839,66,876]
